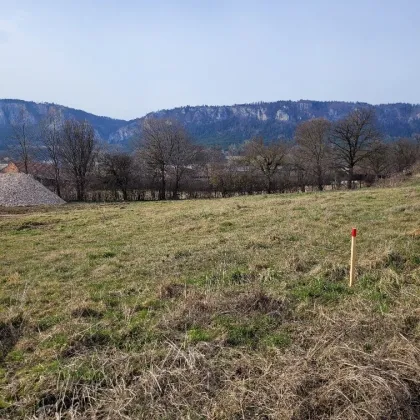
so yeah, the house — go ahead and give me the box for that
[0,161,58,189]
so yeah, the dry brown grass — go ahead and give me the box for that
[26,298,420,419]
[0,185,419,419]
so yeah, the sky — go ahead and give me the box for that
[1,0,419,120]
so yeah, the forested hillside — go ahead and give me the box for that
[1,99,420,151]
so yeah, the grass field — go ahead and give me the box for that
[0,184,419,419]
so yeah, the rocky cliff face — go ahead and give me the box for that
[1,99,420,151]
[145,101,420,146]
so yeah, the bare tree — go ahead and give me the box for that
[9,106,36,173]
[294,118,332,191]
[330,108,381,189]
[244,136,289,193]
[209,161,238,197]
[363,140,392,179]
[392,138,419,173]
[101,152,133,200]
[170,133,200,199]
[140,118,190,200]
[60,119,97,201]
[39,108,63,196]
[289,150,309,192]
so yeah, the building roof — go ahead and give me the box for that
[13,162,56,180]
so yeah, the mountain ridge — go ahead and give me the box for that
[1,98,420,151]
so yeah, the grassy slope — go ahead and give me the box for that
[0,186,419,419]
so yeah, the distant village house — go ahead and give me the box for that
[0,161,57,190]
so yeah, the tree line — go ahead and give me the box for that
[7,106,420,201]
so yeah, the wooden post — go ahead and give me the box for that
[349,228,357,287]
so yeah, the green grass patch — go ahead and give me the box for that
[88,250,117,260]
[291,278,352,304]
[187,327,214,343]
[216,314,283,348]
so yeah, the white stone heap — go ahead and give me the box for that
[0,173,66,207]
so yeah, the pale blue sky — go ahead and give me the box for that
[1,0,419,120]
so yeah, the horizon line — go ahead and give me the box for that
[1,97,420,122]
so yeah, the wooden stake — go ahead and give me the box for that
[349,228,357,287]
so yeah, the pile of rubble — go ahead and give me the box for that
[0,173,66,207]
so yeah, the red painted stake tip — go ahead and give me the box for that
[351,228,357,237]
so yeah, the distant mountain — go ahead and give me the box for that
[0,99,130,151]
[143,101,420,146]
[1,99,420,152]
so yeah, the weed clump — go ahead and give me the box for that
[291,278,352,304]
[71,307,103,319]
[0,315,24,363]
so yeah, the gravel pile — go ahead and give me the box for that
[0,173,66,206]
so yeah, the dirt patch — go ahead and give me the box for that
[16,221,49,231]
[159,283,186,299]
[166,289,291,332]
[71,307,103,319]
[0,315,24,363]
[36,391,90,418]
[62,332,113,358]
